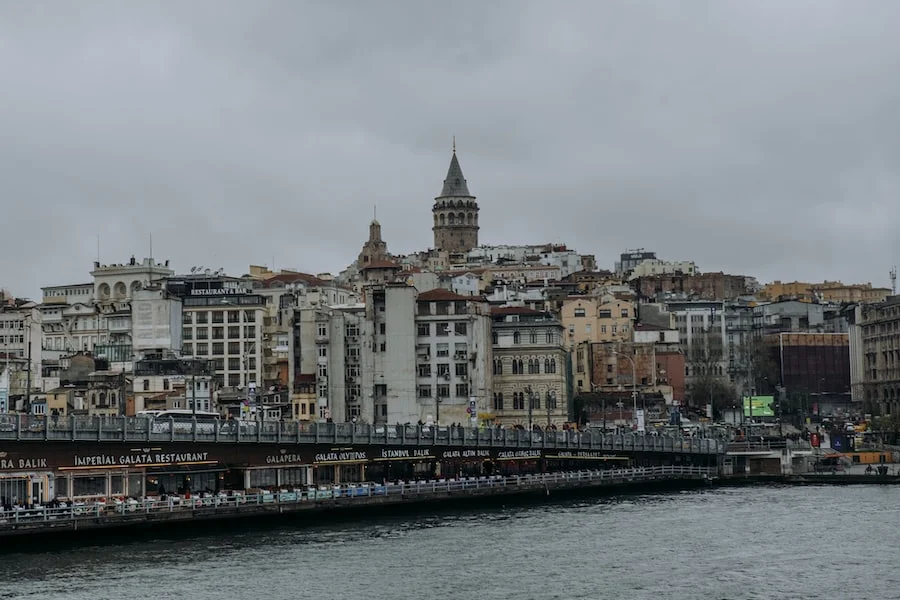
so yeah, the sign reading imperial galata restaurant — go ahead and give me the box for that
[0,448,216,472]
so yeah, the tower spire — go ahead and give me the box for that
[452,136,456,154]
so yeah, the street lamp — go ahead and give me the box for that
[525,385,534,431]
[611,349,638,431]
[590,383,606,431]
[546,389,556,428]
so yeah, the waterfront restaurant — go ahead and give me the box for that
[0,438,681,506]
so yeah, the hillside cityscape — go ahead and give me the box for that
[1,148,897,431]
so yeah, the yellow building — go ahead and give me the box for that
[45,388,73,417]
[291,376,318,421]
[761,281,891,304]
[560,294,635,349]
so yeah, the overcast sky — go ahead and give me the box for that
[2,1,899,299]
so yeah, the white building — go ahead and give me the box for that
[628,259,698,280]
[292,285,493,425]
[131,287,183,356]
[414,288,493,425]
[664,300,728,393]
[0,302,43,402]
[168,276,265,392]
[39,257,174,370]
[39,282,101,358]
[448,272,482,296]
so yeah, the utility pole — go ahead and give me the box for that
[24,309,33,411]
[191,358,197,415]
[526,385,533,431]
[546,390,552,428]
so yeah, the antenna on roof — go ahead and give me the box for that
[149,233,153,261]
[891,266,897,296]
[96,235,101,264]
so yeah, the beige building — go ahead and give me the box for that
[560,294,636,349]
[490,306,568,427]
[850,297,900,415]
[761,280,891,304]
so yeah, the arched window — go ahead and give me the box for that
[512,360,519,375]
[492,331,498,344]
[493,359,503,375]
[448,213,456,225]
[550,358,556,374]
[516,359,524,374]
[546,331,553,344]
[530,330,537,344]
[513,331,521,344]
[457,212,464,223]
[493,393,504,410]
[527,359,535,374]
[513,393,524,410]
[544,358,551,373]
[467,213,473,224]
[439,214,446,226]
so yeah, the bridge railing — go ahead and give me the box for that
[0,465,716,529]
[0,414,726,455]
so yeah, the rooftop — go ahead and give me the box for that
[416,288,482,302]
[360,260,402,271]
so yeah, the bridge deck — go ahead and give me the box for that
[0,416,725,455]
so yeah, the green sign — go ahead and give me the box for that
[743,396,774,417]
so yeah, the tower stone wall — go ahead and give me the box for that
[432,151,479,253]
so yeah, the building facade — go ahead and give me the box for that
[850,297,900,415]
[168,276,265,392]
[415,289,493,425]
[560,294,636,349]
[490,306,568,427]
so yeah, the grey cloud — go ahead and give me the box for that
[1,1,899,298]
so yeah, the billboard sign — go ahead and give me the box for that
[743,396,775,417]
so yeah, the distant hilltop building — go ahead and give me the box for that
[432,144,479,253]
[761,281,891,304]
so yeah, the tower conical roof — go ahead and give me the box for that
[438,152,472,197]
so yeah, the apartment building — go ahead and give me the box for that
[490,305,567,427]
[168,276,265,392]
[132,351,214,414]
[849,297,900,415]
[0,302,43,400]
[560,294,636,349]
[415,288,493,425]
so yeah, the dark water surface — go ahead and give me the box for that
[2,485,899,600]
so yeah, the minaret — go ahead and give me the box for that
[432,140,479,253]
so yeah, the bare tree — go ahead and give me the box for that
[687,327,735,416]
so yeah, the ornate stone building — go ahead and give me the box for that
[358,217,389,267]
[490,306,568,427]
[432,147,479,253]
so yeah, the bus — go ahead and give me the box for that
[142,410,221,434]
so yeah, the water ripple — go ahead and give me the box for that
[1,485,899,599]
